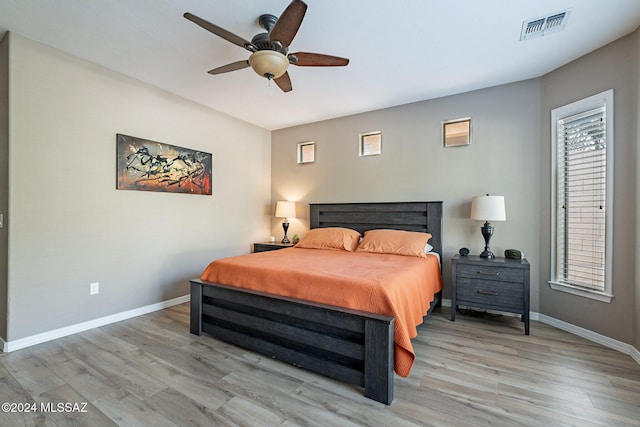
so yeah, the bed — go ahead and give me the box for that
[190,201,443,405]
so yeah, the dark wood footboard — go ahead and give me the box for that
[190,278,395,404]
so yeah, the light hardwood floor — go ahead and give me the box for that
[1,303,639,426]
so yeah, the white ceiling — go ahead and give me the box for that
[1,0,639,130]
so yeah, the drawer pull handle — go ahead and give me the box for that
[477,290,499,296]
[477,271,499,276]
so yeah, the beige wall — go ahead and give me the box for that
[0,33,8,339]
[540,32,637,344]
[272,79,542,309]
[4,33,271,341]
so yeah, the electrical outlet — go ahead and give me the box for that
[90,282,99,295]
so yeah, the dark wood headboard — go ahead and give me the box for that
[309,201,443,258]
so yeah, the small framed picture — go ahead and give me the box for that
[442,118,471,147]
[359,131,382,156]
[297,141,315,164]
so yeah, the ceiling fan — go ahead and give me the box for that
[184,0,349,92]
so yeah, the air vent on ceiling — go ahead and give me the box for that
[520,10,570,41]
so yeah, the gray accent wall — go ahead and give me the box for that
[272,29,640,349]
[2,33,271,342]
[272,79,543,311]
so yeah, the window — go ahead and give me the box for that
[297,141,315,164]
[442,117,471,147]
[550,90,613,302]
[359,131,382,156]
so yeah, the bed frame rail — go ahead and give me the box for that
[190,279,395,404]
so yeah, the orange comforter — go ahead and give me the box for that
[200,247,442,376]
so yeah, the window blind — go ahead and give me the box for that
[556,106,606,291]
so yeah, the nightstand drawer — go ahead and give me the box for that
[456,278,524,312]
[455,263,524,284]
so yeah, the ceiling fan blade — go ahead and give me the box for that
[289,52,349,67]
[274,72,293,92]
[208,60,250,75]
[269,0,307,49]
[184,12,254,51]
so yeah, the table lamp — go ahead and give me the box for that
[470,195,506,259]
[275,201,296,244]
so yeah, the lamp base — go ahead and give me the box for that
[479,249,495,259]
[479,221,495,259]
[281,220,290,244]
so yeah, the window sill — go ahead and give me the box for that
[548,281,613,303]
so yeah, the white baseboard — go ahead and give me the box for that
[2,294,190,353]
[537,313,640,363]
[443,298,639,365]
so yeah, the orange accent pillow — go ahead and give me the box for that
[357,229,433,258]
[295,227,361,252]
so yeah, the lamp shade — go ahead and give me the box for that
[248,50,289,79]
[470,195,506,221]
[275,200,296,218]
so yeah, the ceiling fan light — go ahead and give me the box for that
[248,50,289,79]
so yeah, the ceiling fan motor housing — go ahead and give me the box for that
[251,33,275,51]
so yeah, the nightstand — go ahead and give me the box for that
[451,255,530,335]
[253,242,295,253]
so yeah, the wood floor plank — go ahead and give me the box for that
[217,371,368,426]
[0,304,639,426]
[123,347,233,411]
[142,387,225,426]
[394,380,518,427]
[37,383,118,427]
[586,390,640,422]
[3,353,66,397]
[497,382,639,427]
[31,342,122,403]
[608,374,640,393]
[293,381,422,427]
[0,370,53,427]
[92,391,179,427]
[215,396,289,426]
[56,334,169,401]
